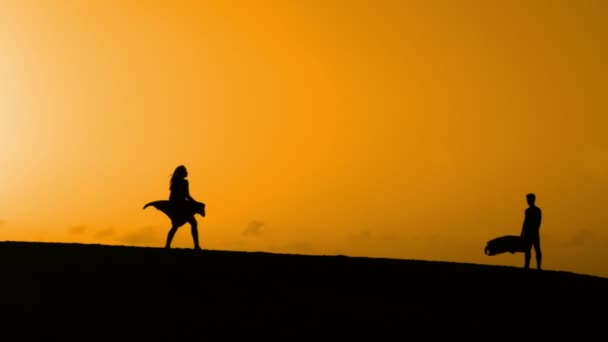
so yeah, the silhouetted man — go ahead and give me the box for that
[521,193,542,270]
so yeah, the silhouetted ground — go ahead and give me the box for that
[1,241,606,338]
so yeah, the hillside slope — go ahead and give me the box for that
[1,241,605,338]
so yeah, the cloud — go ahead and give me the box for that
[346,230,401,243]
[243,220,264,237]
[560,229,608,248]
[68,225,88,235]
[346,229,372,241]
[282,241,314,254]
[119,226,162,245]
[379,234,400,242]
[95,227,116,239]
[562,230,595,247]
[0,219,5,227]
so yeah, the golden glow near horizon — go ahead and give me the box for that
[1,1,607,277]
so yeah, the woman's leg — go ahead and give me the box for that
[165,224,179,249]
[188,218,201,250]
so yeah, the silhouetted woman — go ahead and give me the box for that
[166,165,201,250]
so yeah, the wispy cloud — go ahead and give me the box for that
[0,219,5,227]
[119,226,161,245]
[243,220,264,237]
[282,241,315,254]
[68,225,88,235]
[562,230,595,247]
[346,230,401,243]
[379,234,400,242]
[95,227,116,239]
[346,229,372,241]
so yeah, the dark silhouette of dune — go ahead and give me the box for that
[1,241,605,338]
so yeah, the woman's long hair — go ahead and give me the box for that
[170,165,187,190]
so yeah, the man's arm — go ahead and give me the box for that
[521,209,527,237]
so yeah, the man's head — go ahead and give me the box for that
[526,193,536,206]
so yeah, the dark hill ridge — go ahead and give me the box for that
[1,241,606,338]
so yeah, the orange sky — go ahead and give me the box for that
[1,0,607,277]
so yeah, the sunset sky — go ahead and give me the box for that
[1,0,607,278]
